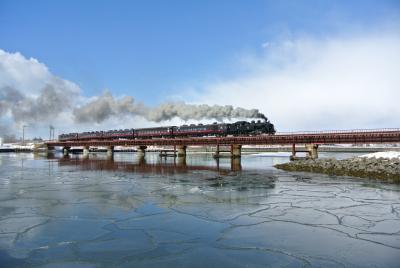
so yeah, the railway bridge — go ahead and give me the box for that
[45,128,400,160]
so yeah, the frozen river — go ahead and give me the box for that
[0,152,399,267]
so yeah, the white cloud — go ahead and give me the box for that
[192,31,400,131]
[0,50,80,97]
[0,49,82,137]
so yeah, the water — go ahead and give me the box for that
[0,152,399,267]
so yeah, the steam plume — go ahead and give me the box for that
[0,48,270,133]
[73,91,268,123]
[0,85,75,123]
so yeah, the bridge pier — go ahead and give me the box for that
[177,155,187,166]
[45,145,55,153]
[215,157,220,171]
[214,144,220,158]
[177,145,187,157]
[137,154,146,165]
[231,145,242,158]
[83,146,90,158]
[291,144,319,160]
[62,147,70,156]
[305,144,319,159]
[231,157,242,172]
[106,146,114,159]
[290,144,296,161]
[137,146,147,156]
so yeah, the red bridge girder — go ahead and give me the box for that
[46,129,400,147]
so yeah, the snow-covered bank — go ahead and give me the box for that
[360,151,400,159]
[275,156,400,183]
[0,143,33,151]
[248,152,293,157]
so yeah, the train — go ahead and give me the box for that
[58,120,276,141]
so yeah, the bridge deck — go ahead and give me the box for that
[46,129,400,147]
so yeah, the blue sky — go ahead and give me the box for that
[1,0,398,104]
[1,0,400,137]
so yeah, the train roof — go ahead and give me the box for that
[135,126,173,131]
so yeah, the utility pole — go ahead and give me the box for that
[22,125,28,145]
[49,125,55,141]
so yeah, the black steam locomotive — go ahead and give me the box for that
[58,120,275,141]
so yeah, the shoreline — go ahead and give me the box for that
[275,157,400,183]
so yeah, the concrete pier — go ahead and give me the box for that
[62,147,70,156]
[231,145,242,158]
[83,146,90,158]
[214,144,220,158]
[177,155,187,166]
[106,146,114,159]
[137,146,147,156]
[290,144,297,161]
[305,144,319,159]
[231,157,242,172]
[44,145,55,153]
[291,143,319,160]
[291,144,296,159]
[177,145,187,157]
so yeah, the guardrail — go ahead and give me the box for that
[45,129,400,147]
[276,128,400,135]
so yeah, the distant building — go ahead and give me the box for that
[32,137,43,143]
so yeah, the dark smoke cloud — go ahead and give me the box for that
[1,86,268,128]
[0,83,75,123]
[146,102,264,122]
[73,91,267,123]
[72,91,145,123]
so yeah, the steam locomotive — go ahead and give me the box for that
[58,120,275,141]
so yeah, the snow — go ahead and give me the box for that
[249,152,306,157]
[360,151,400,159]
[0,143,34,150]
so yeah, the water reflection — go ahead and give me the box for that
[48,153,242,174]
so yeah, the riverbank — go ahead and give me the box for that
[275,154,400,183]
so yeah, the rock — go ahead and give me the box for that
[274,156,400,183]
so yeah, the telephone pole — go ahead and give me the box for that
[49,125,55,141]
[22,125,28,145]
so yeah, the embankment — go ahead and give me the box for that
[275,157,400,183]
